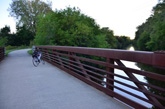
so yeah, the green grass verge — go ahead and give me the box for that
[5,46,30,56]
[27,50,32,55]
[5,49,15,56]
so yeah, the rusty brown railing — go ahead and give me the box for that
[0,47,5,62]
[37,46,165,109]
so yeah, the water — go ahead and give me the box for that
[113,46,152,108]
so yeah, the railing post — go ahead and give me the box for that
[3,47,5,58]
[69,52,74,71]
[44,48,47,60]
[153,51,165,68]
[0,47,1,62]
[54,50,64,67]
[45,48,50,61]
[0,47,5,62]
[106,58,114,92]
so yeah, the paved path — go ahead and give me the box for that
[0,49,130,109]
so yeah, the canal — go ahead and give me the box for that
[113,46,152,108]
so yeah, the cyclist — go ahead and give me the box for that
[32,48,41,62]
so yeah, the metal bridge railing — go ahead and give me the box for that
[37,46,165,109]
[0,47,5,62]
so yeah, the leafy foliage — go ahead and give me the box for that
[134,1,165,51]
[0,26,10,46]
[0,25,34,46]
[0,37,8,46]
[100,27,117,48]
[9,0,52,35]
[116,36,132,49]
[134,1,165,106]
[34,7,114,48]
[16,25,34,46]
[0,26,10,37]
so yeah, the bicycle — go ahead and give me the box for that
[32,56,45,67]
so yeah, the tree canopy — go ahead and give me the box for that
[7,2,132,49]
[134,2,165,106]
[134,1,165,51]
[100,27,117,48]
[9,0,52,35]
[0,26,10,46]
[0,25,34,46]
[15,25,34,46]
[116,36,132,49]
[34,7,114,48]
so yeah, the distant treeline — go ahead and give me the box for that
[134,0,165,51]
[0,23,131,49]
[1,0,132,49]
[34,7,132,49]
[133,1,165,106]
[0,25,34,47]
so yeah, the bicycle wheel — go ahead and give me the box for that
[32,57,39,67]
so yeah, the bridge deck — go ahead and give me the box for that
[0,49,130,109]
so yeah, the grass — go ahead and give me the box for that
[5,49,15,56]
[27,50,32,55]
[5,45,30,56]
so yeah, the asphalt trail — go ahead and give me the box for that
[0,49,130,109]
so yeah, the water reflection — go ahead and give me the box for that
[127,46,134,51]
[114,46,152,108]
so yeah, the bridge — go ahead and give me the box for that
[0,46,165,109]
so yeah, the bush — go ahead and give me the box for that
[17,45,28,49]
[0,37,8,47]
[6,45,17,50]
[27,50,32,55]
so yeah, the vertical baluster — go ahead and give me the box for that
[69,52,74,71]
[52,49,56,63]
[106,58,114,92]
[44,48,48,61]
[47,48,51,61]
[41,48,45,60]
[2,47,5,59]
[56,50,64,67]
[0,48,1,61]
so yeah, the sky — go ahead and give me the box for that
[0,0,158,39]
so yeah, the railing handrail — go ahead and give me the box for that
[37,46,165,109]
[38,46,165,67]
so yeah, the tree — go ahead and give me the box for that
[100,27,117,48]
[0,26,10,46]
[134,1,165,51]
[0,25,34,46]
[16,25,34,46]
[7,33,19,46]
[116,36,132,49]
[137,31,150,51]
[0,26,10,38]
[9,0,52,35]
[34,7,110,48]
[134,1,165,106]
[146,1,165,51]
[0,37,8,46]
